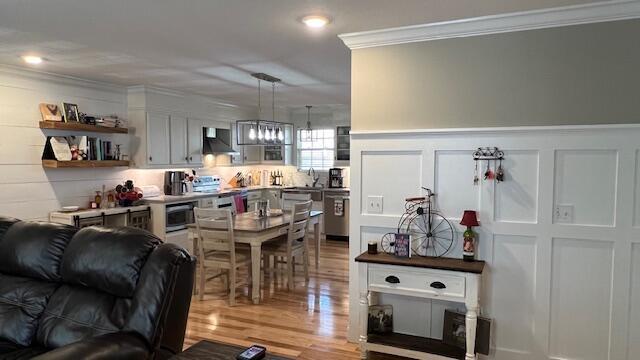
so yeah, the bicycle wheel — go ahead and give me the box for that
[380,232,397,254]
[405,211,454,257]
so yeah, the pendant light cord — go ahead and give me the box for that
[272,82,276,121]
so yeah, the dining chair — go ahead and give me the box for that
[262,200,312,290]
[193,207,251,305]
[281,192,312,211]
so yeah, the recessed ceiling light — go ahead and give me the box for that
[21,55,43,65]
[301,15,330,29]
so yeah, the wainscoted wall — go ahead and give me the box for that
[0,66,130,220]
[348,125,640,360]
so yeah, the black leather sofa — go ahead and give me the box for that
[0,216,196,360]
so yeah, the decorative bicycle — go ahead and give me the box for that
[381,188,455,257]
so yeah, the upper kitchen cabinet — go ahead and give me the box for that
[335,125,350,164]
[146,112,171,165]
[128,86,255,168]
[170,115,188,165]
[187,118,203,164]
[169,116,203,166]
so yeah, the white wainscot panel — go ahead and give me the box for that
[634,150,640,227]
[549,238,613,360]
[554,150,617,226]
[434,151,478,218]
[494,151,539,223]
[361,151,422,216]
[490,235,536,357]
[629,244,640,359]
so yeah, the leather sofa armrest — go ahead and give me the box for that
[31,332,149,360]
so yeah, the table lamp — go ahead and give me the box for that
[460,210,479,262]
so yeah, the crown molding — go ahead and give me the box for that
[339,0,640,50]
[350,124,640,137]
[0,64,125,93]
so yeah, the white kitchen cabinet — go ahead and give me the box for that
[187,118,203,164]
[146,112,170,165]
[244,146,262,164]
[170,115,188,165]
[230,122,244,165]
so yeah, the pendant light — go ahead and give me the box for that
[301,105,313,141]
[251,78,263,141]
[277,127,284,141]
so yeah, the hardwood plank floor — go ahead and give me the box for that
[184,239,407,360]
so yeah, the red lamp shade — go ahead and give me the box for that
[460,210,479,227]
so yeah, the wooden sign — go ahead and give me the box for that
[39,103,63,121]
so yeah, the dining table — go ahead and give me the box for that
[187,210,323,304]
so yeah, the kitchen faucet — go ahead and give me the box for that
[307,167,320,187]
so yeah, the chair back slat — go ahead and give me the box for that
[282,192,312,211]
[287,201,312,246]
[194,207,236,263]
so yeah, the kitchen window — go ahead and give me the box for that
[297,128,335,171]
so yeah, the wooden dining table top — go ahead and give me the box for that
[187,210,322,233]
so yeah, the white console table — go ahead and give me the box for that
[356,252,485,360]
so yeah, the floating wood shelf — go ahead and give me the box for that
[39,121,128,134]
[42,160,130,168]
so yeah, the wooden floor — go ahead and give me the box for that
[184,239,406,360]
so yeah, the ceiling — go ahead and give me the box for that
[0,0,600,108]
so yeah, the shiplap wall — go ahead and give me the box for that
[0,67,130,220]
[348,125,640,360]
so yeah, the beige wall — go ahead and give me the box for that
[351,19,640,130]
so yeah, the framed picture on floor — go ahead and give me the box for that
[62,103,79,122]
[442,309,491,355]
[367,304,393,334]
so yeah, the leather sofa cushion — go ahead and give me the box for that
[35,284,129,349]
[61,227,161,298]
[0,216,19,241]
[0,339,47,359]
[0,221,76,282]
[0,274,59,347]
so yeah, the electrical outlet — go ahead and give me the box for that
[555,204,574,223]
[367,196,383,214]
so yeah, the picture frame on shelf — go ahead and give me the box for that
[62,103,79,122]
[39,103,62,121]
[394,233,411,258]
[367,305,393,334]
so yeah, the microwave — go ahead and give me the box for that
[166,202,195,233]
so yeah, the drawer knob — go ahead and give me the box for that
[385,275,400,284]
[430,281,446,289]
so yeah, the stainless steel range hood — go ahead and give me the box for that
[202,127,239,155]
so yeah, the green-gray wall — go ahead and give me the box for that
[351,19,640,130]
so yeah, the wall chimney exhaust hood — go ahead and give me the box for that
[202,127,239,155]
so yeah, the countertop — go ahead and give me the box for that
[49,204,151,219]
[142,186,350,204]
[142,185,288,204]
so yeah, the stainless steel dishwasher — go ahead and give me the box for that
[324,191,349,240]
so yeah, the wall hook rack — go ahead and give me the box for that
[473,147,505,183]
[473,147,504,160]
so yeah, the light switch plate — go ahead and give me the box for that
[367,196,383,214]
[555,204,574,223]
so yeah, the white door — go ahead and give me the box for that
[170,115,188,165]
[146,112,170,165]
[187,118,203,164]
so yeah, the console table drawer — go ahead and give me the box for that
[369,265,466,300]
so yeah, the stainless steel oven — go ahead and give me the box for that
[165,202,195,233]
